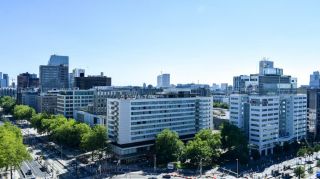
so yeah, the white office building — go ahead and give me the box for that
[56,89,94,118]
[107,96,212,158]
[229,93,307,155]
[249,96,280,155]
[157,73,170,88]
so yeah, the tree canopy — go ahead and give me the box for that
[155,129,184,165]
[13,105,35,121]
[220,122,249,163]
[0,96,16,114]
[0,122,31,170]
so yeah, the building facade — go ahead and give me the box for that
[56,89,94,118]
[107,96,212,158]
[157,74,170,88]
[74,75,111,89]
[40,55,69,92]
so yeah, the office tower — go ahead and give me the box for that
[220,83,228,92]
[310,71,320,88]
[17,72,39,104]
[40,55,69,92]
[2,74,9,87]
[56,89,94,118]
[0,72,9,88]
[107,93,212,158]
[74,74,111,90]
[230,59,307,155]
[17,73,39,89]
[212,83,220,91]
[157,73,170,88]
[69,68,85,88]
[233,60,296,95]
[259,58,274,75]
[48,55,69,66]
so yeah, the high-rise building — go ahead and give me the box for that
[69,68,85,88]
[107,94,212,158]
[17,72,39,104]
[310,71,320,88]
[157,73,170,88]
[40,55,69,92]
[230,59,307,155]
[233,59,296,95]
[2,74,9,87]
[0,73,9,88]
[48,55,69,66]
[220,83,228,92]
[74,74,111,90]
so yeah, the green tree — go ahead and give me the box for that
[314,144,320,152]
[13,105,35,121]
[294,166,305,178]
[194,129,221,159]
[220,122,249,163]
[297,147,307,157]
[155,129,184,165]
[183,138,213,167]
[0,122,31,178]
[30,113,50,134]
[0,96,16,114]
[81,125,109,161]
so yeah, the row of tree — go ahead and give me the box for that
[30,113,109,160]
[155,122,249,167]
[1,95,109,162]
[0,122,31,178]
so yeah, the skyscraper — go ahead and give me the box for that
[2,74,9,87]
[17,72,39,104]
[230,60,307,155]
[48,55,69,66]
[310,71,320,88]
[157,73,170,88]
[40,55,69,92]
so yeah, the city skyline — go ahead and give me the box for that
[1,1,320,86]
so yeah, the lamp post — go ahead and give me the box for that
[153,155,157,174]
[236,159,239,178]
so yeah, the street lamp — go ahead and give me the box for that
[236,159,239,178]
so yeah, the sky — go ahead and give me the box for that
[1,0,320,86]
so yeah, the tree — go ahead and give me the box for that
[213,102,229,109]
[0,122,31,178]
[0,96,16,114]
[314,144,320,152]
[183,138,213,167]
[13,105,35,121]
[220,122,249,163]
[155,129,184,165]
[194,129,221,160]
[294,166,305,178]
[81,125,109,161]
[30,113,50,134]
[297,147,307,157]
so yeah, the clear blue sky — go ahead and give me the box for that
[1,0,320,86]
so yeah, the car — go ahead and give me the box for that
[162,175,171,179]
[25,169,32,175]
